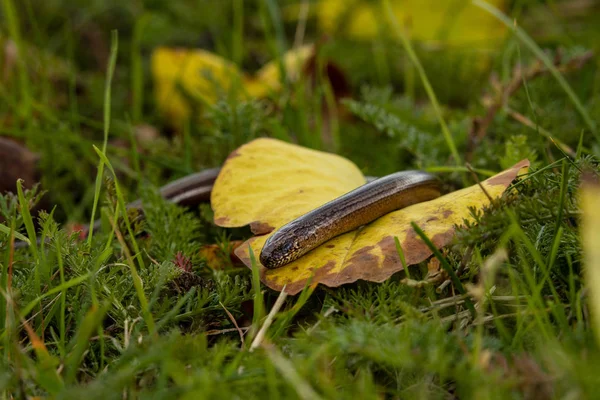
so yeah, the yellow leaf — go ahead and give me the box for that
[151,45,318,123]
[299,0,507,46]
[581,174,600,345]
[253,44,316,95]
[151,47,247,122]
[211,138,365,234]
[212,138,529,294]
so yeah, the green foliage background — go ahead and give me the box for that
[1,0,599,398]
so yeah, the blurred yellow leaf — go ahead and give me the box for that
[252,44,315,95]
[581,174,600,345]
[286,0,507,46]
[212,138,529,294]
[151,45,316,124]
[151,47,247,122]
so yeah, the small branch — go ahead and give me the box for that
[505,107,575,157]
[292,0,310,50]
[466,50,593,162]
[249,286,288,352]
[220,301,245,347]
[466,163,494,204]
[206,327,250,336]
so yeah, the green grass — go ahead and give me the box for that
[1,0,600,398]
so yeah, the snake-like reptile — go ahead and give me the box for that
[12,169,440,270]
[259,171,440,269]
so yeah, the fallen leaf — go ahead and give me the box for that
[212,138,528,294]
[426,258,442,277]
[152,44,347,125]
[199,240,246,270]
[250,44,316,96]
[151,47,247,123]
[211,138,365,234]
[285,0,507,46]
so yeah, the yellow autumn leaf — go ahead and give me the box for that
[151,47,247,122]
[251,44,315,96]
[212,138,365,234]
[151,45,316,123]
[285,0,507,46]
[211,138,529,294]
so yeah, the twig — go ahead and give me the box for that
[220,301,245,347]
[505,107,575,156]
[21,293,61,332]
[466,50,594,162]
[436,279,452,293]
[249,286,288,352]
[293,0,310,50]
[466,163,494,204]
[206,327,250,336]
[456,246,474,276]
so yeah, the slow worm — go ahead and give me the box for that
[260,170,441,269]
[12,168,440,271]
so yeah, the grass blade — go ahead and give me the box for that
[1,0,31,119]
[19,273,92,319]
[131,15,149,123]
[263,343,324,400]
[0,223,29,244]
[64,301,111,383]
[87,30,119,246]
[383,0,462,166]
[232,0,244,64]
[16,180,38,258]
[249,245,266,333]
[92,145,155,335]
[581,174,600,345]
[410,222,476,317]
